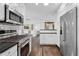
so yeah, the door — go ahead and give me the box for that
[60,7,77,56]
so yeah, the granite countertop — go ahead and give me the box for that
[0,34,32,53]
[0,34,32,43]
[40,29,57,31]
[0,42,17,53]
[40,29,57,34]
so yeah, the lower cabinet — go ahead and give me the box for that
[0,44,17,56]
[40,34,58,45]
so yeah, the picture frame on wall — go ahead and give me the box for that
[44,21,55,30]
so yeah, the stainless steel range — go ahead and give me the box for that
[0,24,32,56]
[0,24,18,39]
[17,35,31,56]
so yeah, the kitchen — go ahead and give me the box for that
[0,3,79,56]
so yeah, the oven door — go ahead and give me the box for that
[20,39,30,56]
[21,42,29,56]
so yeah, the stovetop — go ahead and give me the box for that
[0,34,32,45]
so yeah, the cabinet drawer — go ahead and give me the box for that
[0,44,17,56]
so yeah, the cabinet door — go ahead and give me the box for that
[0,44,17,56]
[0,4,5,21]
[40,34,57,45]
[40,34,46,44]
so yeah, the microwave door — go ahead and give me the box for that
[6,10,21,24]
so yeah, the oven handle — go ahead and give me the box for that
[20,39,30,48]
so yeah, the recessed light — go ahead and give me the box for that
[44,3,49,6]
[35,3,39,5]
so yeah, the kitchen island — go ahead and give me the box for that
[40,29,58,45]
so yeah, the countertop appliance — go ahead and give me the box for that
[0,4,23,24]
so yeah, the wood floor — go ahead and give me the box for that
[30,45,63,56]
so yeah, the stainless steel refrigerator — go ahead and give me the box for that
[60,7,77,56]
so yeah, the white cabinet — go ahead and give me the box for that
[40,34,58,45]
[0,44,17,56]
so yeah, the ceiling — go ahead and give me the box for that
[24,3,62,15]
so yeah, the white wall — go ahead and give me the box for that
[24,8,59,30]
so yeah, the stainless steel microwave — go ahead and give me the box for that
[0,4,23,24]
